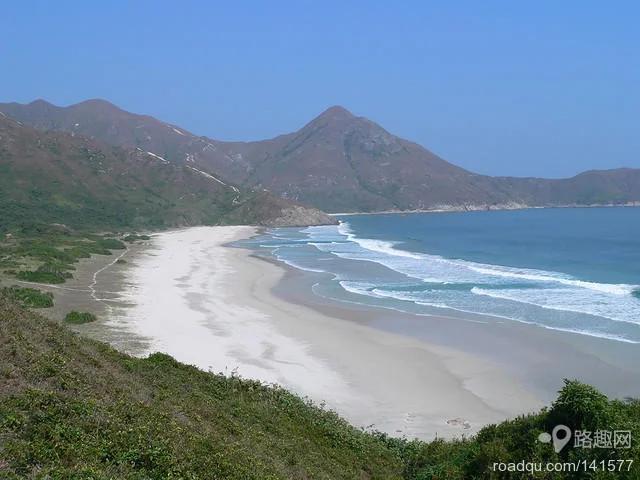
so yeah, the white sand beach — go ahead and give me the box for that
[98,226,544,439]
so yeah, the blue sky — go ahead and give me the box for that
[1,1,638,177]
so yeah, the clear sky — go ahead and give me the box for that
[1,1,638,177]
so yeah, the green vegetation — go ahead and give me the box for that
[97,238,126,250]
[0,116,308,234]
[378,381,639,478]
[15,263,73,284]
[1,110,333,235]
[1,228,127,285]
[64,311,97,324]
[0,295,638,479]
[0,286,53,308]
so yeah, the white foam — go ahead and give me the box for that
[337,222,422,259]
[471,287,640,326]
[464,263,635,296]
[277,256,328,274]
[334,222,639,298]
[298,222,640,341]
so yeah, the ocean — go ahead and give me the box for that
[238,207,640,344]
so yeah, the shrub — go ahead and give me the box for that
[547,379,612,433]
[97,238,126,250]
[64,311,97,324]
[124,234,151,243]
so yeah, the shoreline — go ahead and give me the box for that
[328,202,640,217]
[27,224,640,440]
[71,226,545,439]
[270,260,640,401]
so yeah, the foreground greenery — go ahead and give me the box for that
[0,296,638,479]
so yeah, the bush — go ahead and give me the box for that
[124,234,151,243]
[386,380,640,479]
[64,311,97,324]
[97,238,126,250]
[547,379,612,433]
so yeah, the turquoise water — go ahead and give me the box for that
[239,208,640,343]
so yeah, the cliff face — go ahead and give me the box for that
[2,100,639,214]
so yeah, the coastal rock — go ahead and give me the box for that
[266,205,338,227]
[222,191,338,227]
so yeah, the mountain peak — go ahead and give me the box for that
[74,98,121,111]
[27,99,55,108]
[316,105,355,121]
[324,105,352,114]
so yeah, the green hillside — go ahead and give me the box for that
[0,115,334,232]
[1,295,638,479]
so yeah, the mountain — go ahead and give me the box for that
[0,98,254,183]
[0,113,335,230]
[2,99,639,213]
[209,105,489,212]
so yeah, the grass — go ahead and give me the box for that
[0,286,53,308]
[15,264,73,284]
[64,311,98,324]
[0,295,638,479]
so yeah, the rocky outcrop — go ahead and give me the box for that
[222,191,337,227]
[265,205,338,227]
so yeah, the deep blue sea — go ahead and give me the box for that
[239,208,640,344]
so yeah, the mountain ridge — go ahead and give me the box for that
[2,98,639,213]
